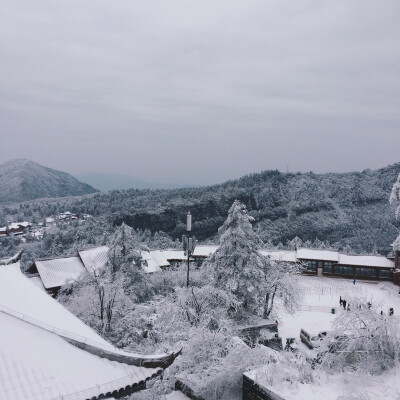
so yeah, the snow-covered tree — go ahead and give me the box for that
[203,200,266,314]
[288,236,302,250]
[263,257,302,318]
[108,223,145,272]
[320,302,400,374]
[59,268,128,334]
[390,173,400,251]
[390,173,400,219]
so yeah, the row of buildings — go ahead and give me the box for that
[26,245,399,294]
[0,221,32,237]
[142,245,397,280]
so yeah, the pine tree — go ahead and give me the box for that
[390,174,400,251]
[204,200,266,314]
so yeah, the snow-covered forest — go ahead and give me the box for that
[1,163,400,270]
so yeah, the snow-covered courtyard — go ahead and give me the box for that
[279,275,400,346]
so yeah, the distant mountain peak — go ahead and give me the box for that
[0,159,98,204]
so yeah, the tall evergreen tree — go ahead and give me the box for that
[204,200,266,314]
[390,173,400,251]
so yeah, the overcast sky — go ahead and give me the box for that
[0,1,399,185]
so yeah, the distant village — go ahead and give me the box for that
[0,211,92,240]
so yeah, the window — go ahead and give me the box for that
[334,266,353,275]
[379,269,393,279]
[302,260,317,272]
[355,267,376,277]
[324,262,333,274]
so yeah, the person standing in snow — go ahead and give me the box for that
[340,296,343,306]
[343,299,347,310]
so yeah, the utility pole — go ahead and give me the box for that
[182,212,196,287]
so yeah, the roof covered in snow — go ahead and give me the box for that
[34,256,86,289]
[193,245,218,257]
[296,248,339,262]
[0,312,161,400]
[141,251,163,274]
[149,250,171,267]
[338,254,394,268]
[0,263,113,347]
[79,246,109,272]
[0,263,179,399]
[157,249,187,260]
[260,250,298,263]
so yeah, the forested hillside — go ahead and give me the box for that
[60,162,400,254]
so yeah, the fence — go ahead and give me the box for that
[297,305,340,313]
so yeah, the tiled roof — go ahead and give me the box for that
[142,252,163,273]
[79,246,109,272]
[0,263,179,400]
[0,263,112,347]
[193,245,218,257]
[260,250,298,263]
[338,254,394,268]
[149,250,171,267]
[0,312,161,400]
[296,248,339,262]
[35,256,86,289]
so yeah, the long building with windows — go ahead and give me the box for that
[28,245,397,290]
[144,246,395,282]
[296,248,394,280]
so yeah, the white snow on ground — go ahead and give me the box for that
[246,366,400,400]
[251,275,400,399]
[278,276,400,345]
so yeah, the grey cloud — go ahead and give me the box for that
[0,1,399,185]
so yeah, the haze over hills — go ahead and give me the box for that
[0,159,98,204]
[76,172,195,192]
[1,158,400,254]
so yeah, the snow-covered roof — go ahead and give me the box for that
[79,246,109,272]
[157,249,187,260]
[0,312,161,400]
[28,275,46,291]
[34,256,86,289]
[0,221,31,232]
[260,250,298,263]
[0,263,113,347]
[193,245,218,257]
[149,250,171,267]
[338,254,394,268]
[141,252,163,274]
[150,246,218,263]
[296,248,339,262]
[0,263,166,400]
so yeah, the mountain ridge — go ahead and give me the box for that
[0,159,98,204]
[70,161,400,254]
